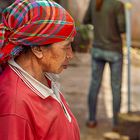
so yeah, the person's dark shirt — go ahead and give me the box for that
[83,0,126,53]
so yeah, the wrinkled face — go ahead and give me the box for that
[40,38,74,74]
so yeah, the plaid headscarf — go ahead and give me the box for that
[0,0,76,63]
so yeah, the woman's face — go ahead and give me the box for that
[40,38,74,74]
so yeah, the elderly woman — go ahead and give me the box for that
[0,0,80,140]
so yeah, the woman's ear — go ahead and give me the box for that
[31,46,43,59]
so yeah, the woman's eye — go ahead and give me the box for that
[63,46,69,50]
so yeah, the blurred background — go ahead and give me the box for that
[55,0,140,49]
[0,0,140,140]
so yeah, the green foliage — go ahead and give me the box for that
[77,24,93,41]
[72,23,93,52]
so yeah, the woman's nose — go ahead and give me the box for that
[67,46,74,59]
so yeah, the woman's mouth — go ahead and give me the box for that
[63,64,68,69]
[62,62,69,69]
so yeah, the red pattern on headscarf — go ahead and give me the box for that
[0,0,76,63]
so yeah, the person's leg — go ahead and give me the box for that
[88,58,105,124]
[109,57,123,126]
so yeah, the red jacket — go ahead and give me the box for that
[0,65,80,140]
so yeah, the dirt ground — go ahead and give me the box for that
[60,50,140,140]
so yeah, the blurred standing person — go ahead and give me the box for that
[83,0,126,129]
[0,0,80,140]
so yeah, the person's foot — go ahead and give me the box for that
[112,125,119,132]
[86,120,97,128]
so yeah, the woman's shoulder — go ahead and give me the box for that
[0,65,19,94]
[0,65,34,117]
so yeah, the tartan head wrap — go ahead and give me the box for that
[0,0,76,63]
